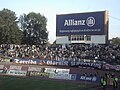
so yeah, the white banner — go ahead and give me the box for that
[49,73,71,80]
[44,68,56,74]
[0,65,4,69]
[7,70,27,76]
[9,65,22,70]
[55,69,70,74]
[0,70,3,73]
[44,68,70,75]
[28,67,42,72]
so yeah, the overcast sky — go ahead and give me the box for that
[1,0,120,43]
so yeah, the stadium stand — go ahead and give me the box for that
[0,44,120,65]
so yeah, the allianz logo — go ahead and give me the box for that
[64,16,95,27]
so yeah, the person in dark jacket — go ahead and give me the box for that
[112,77,118,90]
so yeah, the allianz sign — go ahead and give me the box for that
[64,17,95,27]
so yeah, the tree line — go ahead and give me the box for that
[0,8,120,45]
[0,8,48,45]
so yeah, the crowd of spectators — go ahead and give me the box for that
[0,44,120,65]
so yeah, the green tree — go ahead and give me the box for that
[111,37,120,45]
[0,8,22,44]
[19,12,48,45]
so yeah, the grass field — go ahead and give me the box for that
[0,76,93,90]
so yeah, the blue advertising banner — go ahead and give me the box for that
[13,58,102,69]
[13,58,69,66]
[70,61,102,69]
[70,74,77,80]
[76,74,100,84]
[56,11,105,36]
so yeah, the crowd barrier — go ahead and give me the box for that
[0,64,101,84]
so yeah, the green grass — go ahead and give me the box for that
[0,76,92,90]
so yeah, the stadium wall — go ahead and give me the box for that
[56,35,106,44]
[56,36,70,44]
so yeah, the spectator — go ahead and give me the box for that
[0,44,119,65]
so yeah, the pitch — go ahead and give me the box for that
[0,76,93,90]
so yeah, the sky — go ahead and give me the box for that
[0,0,120,43]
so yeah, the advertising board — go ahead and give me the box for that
[44,68,56,74]
[70,61,102,69]
[13,58,69,66]
[0,65,4,69]
[49,73,71,80]
[0,70,3,73]
[56,11,105,36]
[7,70,27,76]
[103,64,120,71]
[69,74,77,80]
[9,65,22,70]
[29,72,49,78]
[55,69,70,74]
[44,68,70,74]
[76,74,100,83]
[28,67,42,72]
